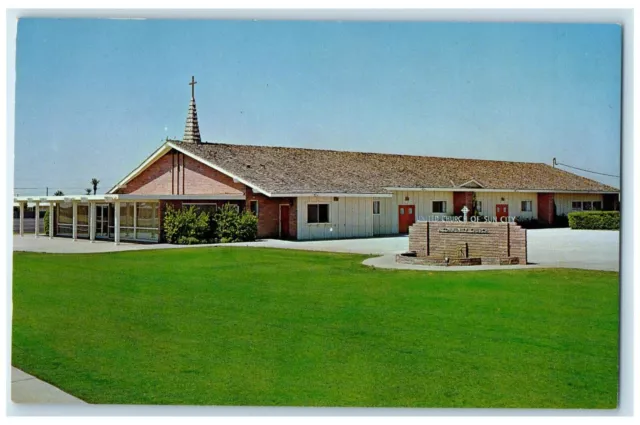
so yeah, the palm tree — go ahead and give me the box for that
[54,190,64,196]
[91,178,100,195]
[85,188,92,195]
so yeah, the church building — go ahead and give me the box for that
[14,77,620,244]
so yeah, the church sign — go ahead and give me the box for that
[399,221,527,266]
[438,227,489,234]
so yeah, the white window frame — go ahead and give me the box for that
[373,200,381,215]
[521,200,532,212]
[249,200,259,217]
[307,203,330,224]
[571,201,583,211]
[432,200,447,214]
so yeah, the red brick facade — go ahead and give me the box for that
[537,193,555,225]
[116,150,244,196]
[245,187,297,239]
[118,149,297,240]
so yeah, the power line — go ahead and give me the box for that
[552,158,620,178]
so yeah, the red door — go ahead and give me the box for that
[398,205,416,234]
[496,204,509,222]
[279,204,290,239]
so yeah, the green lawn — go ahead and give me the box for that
[12,248,619,408]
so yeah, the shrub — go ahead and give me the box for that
[553,214,569,228]
[163,205,211,244]
[237,210,258,241]
[163,203,259,245]
[514,217,543,229]
[214,204,258,243]
[568,211,620,230]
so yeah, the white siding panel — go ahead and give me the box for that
[296,196,375,240]
[474,192,538,220]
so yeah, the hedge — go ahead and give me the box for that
[163,203,258,244]
[568,211,620,230]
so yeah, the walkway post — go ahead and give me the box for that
[89,202,96,243]
[34,201,40,238]
[49,202,54,239]
[72,200,78,241]
[19,202,24,237]
[114,200,121,245]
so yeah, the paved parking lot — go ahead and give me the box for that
[12,228,619,271]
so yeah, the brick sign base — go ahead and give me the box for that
[400,221,527,266]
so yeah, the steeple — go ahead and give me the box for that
[183,75,201,144]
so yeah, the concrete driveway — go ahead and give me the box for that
[12,229,619,271]
[526,228,619,271]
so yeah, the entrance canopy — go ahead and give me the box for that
[13,193,245,244]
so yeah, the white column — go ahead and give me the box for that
[133,202,137,240]
[34,202,40,238]
[49,202,55,238]
[114,200,121,245]
[89,202,96,242]
[19,202,24,237]
[72,201,78,241]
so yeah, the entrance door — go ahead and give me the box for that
[96,204,110,238]
[279,204,290,239]
[496,204,509,222]
[398,205,415,234]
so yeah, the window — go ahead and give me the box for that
[307,203,330,224]
[249,200,259,217]
[582,201,593,211]
[184,203,218,216]
[432,201,447,213]
[521,201,532,212]
[136,202,160,241]
[373,200,381,215]
[593,201,602,210]
[571,201,582,211]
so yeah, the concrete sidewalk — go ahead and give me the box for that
[13,228,619,271]
[11,367,86,404]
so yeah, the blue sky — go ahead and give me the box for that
[14,19,621,194]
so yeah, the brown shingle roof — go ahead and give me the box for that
[177,142,619,195]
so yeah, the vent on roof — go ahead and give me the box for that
[246,164,251,168]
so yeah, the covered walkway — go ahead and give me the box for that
[13,193,243,245]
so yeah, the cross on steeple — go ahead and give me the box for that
[189,76,197,99]
[183,75,201,143]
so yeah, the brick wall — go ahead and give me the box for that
[245,187,296,239]
[408,221,527,265]
[537,193,555,224]
[117,150,245,196]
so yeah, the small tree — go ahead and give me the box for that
[85,188,92,195]
[91,178,100,195]
[54,190,64,196]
